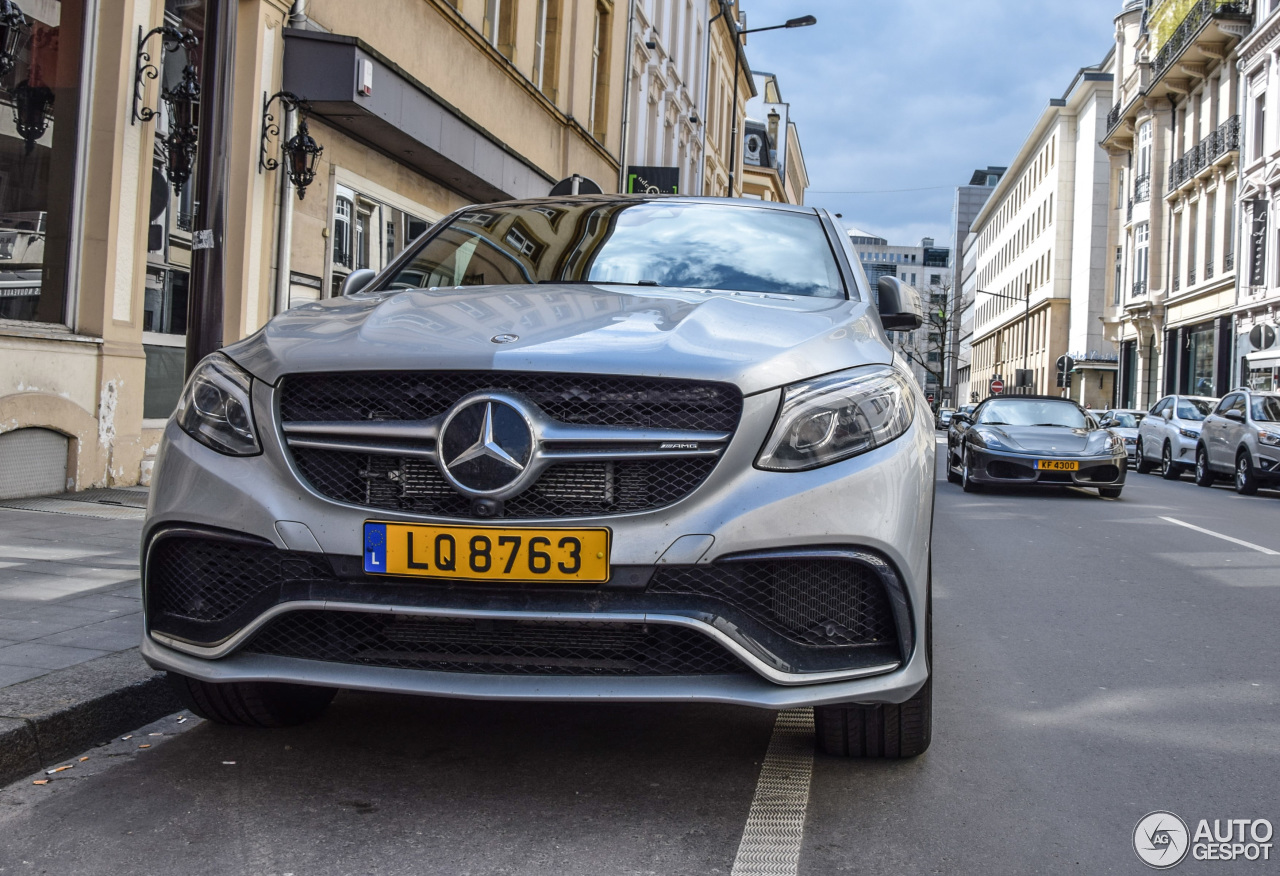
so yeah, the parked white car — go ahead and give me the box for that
[1135,395,1217,479]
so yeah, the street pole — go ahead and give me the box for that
[185,0,237,377]
[727,32,740,196]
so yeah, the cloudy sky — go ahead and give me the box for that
[743,0,1122,250]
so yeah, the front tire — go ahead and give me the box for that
[961,449,981,493]
[1160,442,1181,480]
[1135,439,1156,474]
[946,451,961,484]
[1236,451,1260,496]
[1194,446,1216,488]
[167,673,337,728]
[815,676,932,758]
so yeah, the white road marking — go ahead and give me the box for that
[1159,517,1280,556]
[730,709,814,876]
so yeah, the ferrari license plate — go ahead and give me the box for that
[362,521,611,584]
[1036,460,1080,471]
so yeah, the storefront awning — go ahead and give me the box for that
[283,30,556,203]
[1246,350,1280,370]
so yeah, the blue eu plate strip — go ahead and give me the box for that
[363,522,388,574]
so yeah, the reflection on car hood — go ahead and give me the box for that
[223,284,891,393]
[1108,427,1139,440]
[981,426,1094,454]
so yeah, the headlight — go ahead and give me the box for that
[1087,432,1123,454]
[175,354,261,456]
[1178,427,1199,439]
[1124,436,1137,445]
[1259,431,1280,447]
[756,365,914,471]
[974,428,1013,451]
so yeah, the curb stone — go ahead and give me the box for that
[0,648,181,787]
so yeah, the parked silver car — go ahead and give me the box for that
[1135,395,1217,479]
[142,197,936,758]
[1098,409,1144,467]
[1195,389,1280,494]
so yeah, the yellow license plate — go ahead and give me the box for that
[1036,460,1079,471]
[363,521,611,584]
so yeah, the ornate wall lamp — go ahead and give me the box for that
[260,91,323,200]
[12,81,51,153]
[0,0,28,79]
[132,25,200,195]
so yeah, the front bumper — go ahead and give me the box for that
[965,445,1128,488]
[142,383,935,709]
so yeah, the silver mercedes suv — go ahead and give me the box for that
[142,197,935,758]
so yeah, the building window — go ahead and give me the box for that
[1113,246,1123,306]
[588,2,612,140]
[484,0,516,59]
[333,196,353,270]
[1255,93,1267,160]
[331,185,431,298]
[1225,180,1236,268]
[1133,222,1149,296]
[1187,203,1198,285]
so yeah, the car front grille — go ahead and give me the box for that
[649,558,899,650]
[243,611,751,677]
[277,371,742,519]
[292,448,718,518]
[279,371,743,432]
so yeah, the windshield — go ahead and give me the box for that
[1108,413,1139,428]
[1253,396,1280,423]
[978,399,1087,428]
[1176,399,1213,420]
[385,201,847,299]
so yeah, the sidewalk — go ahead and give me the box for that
[0,489,180,786]
[0,491,146,687]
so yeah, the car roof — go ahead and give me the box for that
[467,194,824,217]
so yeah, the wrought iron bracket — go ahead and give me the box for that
[132,24,198,125]
[259,90,310,172]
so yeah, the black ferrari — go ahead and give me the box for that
[945,395,1128,498]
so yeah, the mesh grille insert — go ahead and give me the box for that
[243,611,751,676]
[279,371,743,433]
[148,536,330,623]
[292,449,717,518]
[649,559,898,649]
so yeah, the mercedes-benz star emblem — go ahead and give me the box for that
[438,396,535,497]
[491,334,519,344]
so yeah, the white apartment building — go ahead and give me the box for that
[1102,0,1252,408]
[622,0,711,195]
[950,167,1006,405]
[1235,0,1280,391]
[971,62,1116,407]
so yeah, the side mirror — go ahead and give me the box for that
[1161,408,1173,421]
[1224,409,1245,422]
[951,413,969,426]
[1099,417,1115,428]
[877,277,924,331]
[341,268,378,296]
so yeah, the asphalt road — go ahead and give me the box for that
[2,440,1278,875]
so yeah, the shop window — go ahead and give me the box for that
[333,196,353,270]
[0,1,87,325]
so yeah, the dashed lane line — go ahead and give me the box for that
[730,709,814,876]
[1159,516,1280,556]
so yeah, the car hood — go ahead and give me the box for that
[223,284,892,394]
[1108,427,1138,440]
[977,425,1096,454]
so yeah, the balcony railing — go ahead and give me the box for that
[1128,198,1134,222]
[1135,173,1151,203]
[1205,259,1215,280]
[1132,280,1148,297]
[1167,115,1240,193]
[1189,267,1197,285]
[1173,276,1181,292]
[1226,251,1235,271]
[1107,100,1123,132]
[1152,0,1252,80]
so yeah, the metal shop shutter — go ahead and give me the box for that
[0,428,69,499]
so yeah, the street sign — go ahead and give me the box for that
[549,175,604,196]
[1056,354,1075,374]
[926,393,935,404]
[990,378,1005,395]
